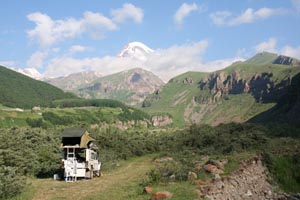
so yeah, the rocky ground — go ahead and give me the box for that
[197,156,300,200]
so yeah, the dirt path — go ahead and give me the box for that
[30,155,154,200]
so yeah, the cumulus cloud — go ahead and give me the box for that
[210,7,285,26]
[111,3,144,23]
[210,11,232,25]
[27,11,117,47]
[174,3,198,25]
[254,38,300,60]
[280,45,300,59]
[69,45,90,54]
[254,38,277,53]
[26,51,48,68]
[43,40,242,81]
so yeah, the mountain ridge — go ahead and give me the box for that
[77,67,164,105]
[140,53,300,126]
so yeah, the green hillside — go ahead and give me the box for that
[77,68,164,105]
[0,99,150,128]
[140,53,300,126]
[0,65,76,108]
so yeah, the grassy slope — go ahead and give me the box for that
[141,62,300,126]
[0,66,76,108]
[78,68,164,104]
[142,71,208,127]
[0,105,143,128]
[14,155,197,200]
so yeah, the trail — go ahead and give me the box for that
[31,155,154,200]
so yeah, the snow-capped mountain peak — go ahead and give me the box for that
[12,67,43,80]
[118,41,154,61]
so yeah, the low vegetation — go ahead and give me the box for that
[1,123,299,199]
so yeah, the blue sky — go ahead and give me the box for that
[0,0,300,81]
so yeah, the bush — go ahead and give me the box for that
[0,166,26,199]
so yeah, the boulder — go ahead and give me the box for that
[206,159,228,171]
[188,171,197,181]
[151,191,172,200]
[144,186,153,194]
[204,164,224,174]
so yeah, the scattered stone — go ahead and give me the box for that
[246,189,253,196]
[206,159,228,171]
[200,156,277,200]
[204,164,224,174]
[216,180,225,189]
[154,157,174,163]
[169,174,176,181]
[213,174,221,180]
[194,179,207,185]
[204,164,216,173]
[144,186,153,194]
[32,106,41,112]
[188,171,197,181]
[151,191,172,200]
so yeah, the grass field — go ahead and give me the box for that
[10,155,198,200]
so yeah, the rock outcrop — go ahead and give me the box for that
[198,71,291,103]
[273,55,300,66]
[151,115,173,127]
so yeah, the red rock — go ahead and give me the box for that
[151,191,172,200]
[204,164,217,173]
[144,186,153,194]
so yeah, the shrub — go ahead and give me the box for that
[0,166,26,199]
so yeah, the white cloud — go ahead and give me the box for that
[292,0,300,13]
[280,45,300,59]
[254,38,277,53]
[254,38,300,60]
[202,57,245,72]
[210,7,285,26]
[69,45,89,54]
[111,3,144,24]
[27,11,117,47]
[145,41,208,80]
[174,3,198,25]
[210,11,231,25]
[26,51,48,68]
[44,40,240,81]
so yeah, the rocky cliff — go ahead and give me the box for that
[198,70,291,104]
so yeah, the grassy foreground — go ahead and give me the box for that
[12,155,197,200]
